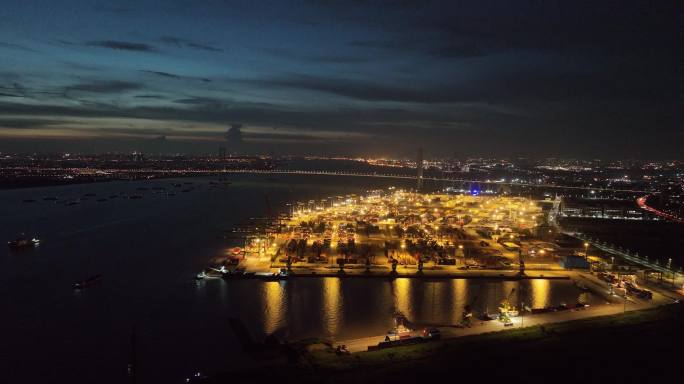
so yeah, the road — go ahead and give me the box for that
[334,271,681,353]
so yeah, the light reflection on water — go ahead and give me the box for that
[246,277,593,340]
[531,279,551,309]
[451,279,468,324]
[322,277,343,337]
[393,277,412,320]
[261,281,287,335]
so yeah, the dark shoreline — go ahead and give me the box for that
[209,304,684,383]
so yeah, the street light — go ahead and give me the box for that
[584,242,590,261]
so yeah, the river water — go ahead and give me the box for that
[1,174,592,383]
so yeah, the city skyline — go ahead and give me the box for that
[1,1,683,158]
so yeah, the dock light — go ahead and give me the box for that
[539,249,546,255]
[458,245,464,249]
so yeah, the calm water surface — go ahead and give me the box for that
[1,175,592,383]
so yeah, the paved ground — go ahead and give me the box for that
[333,271,682,353]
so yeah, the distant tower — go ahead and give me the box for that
[218,146,226,159]
[416,148,424,191]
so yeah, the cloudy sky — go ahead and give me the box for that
[0,1,682,158]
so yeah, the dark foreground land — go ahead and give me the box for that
[206,304,684,383]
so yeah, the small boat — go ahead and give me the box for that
[256,270,290,281]
[8,234,40,249]
[96,198,108,202]
[259,273,289,281]
[66,200,79,206]
[43,196,58,201]
[73,274,102,290]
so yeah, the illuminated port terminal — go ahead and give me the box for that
[209,189,565,278]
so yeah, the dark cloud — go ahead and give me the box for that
[263,48,371,64]
[0,41,38,52]
[0,118,67,129]
[86,40,156,52]
[1,1,683,158]
[134,94,166,99]
[65,80,141,94]
[138,70,211,82]
[186,42,223,52]
[244,130,351,142]
[349,40,411,50]
[234,66,683,105]
[173,97,229,108]
[95,127,173,136]
[351,38,491,60]
[430,44,487,59]
[235,74,446,103]
[159,36,223,52]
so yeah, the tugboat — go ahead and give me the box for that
[7,234,40,249]
[258,270,290,281]
[195,266,226,280]
[73,274,102,290]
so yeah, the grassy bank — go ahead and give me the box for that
[213,304,684,383]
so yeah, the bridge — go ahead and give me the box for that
[222,169,649,193]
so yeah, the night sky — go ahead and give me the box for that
[1,1,682,158]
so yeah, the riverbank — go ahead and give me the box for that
[210,302,684,383]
